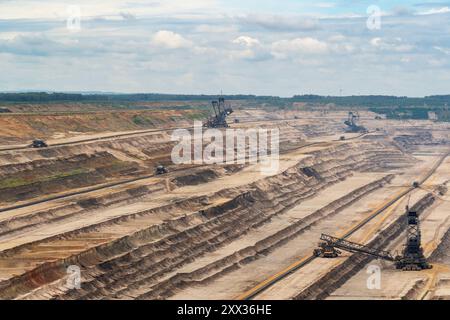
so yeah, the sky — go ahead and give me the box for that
[1,0,450,97]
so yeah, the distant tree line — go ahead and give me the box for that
[291,95,450,121]
[1,92,450,107]
[2,92,450,121]
[0,92,266,103]
[291,95,450,108]
[0,92,90,102]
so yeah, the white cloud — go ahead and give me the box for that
[271,37,328,59]
[434,46,450,55]
[418,7,450,15]
[1,1,450,96]
[229,36,270,61]
[232,36,260,47]
[370,38,382,47]
[370,37,414,53]
[151,30,193,49]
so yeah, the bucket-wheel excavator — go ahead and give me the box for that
[344,111,367,133]
[203,97,234,128]
[314,208,432,271]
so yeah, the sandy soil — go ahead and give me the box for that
[0,108,448,301]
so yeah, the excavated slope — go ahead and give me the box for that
[0,141,414,300]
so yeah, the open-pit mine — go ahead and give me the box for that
[0,103,449,301]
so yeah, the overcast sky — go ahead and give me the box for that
[1,0,450,96]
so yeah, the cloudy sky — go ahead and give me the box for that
[1,0,450,96]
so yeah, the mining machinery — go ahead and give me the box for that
[314,207,432,271]
[156,165,168,175]
[344,111,367,133]
[30,139,48,148]
[398,208,432,270]
[314,234,395,261]
[203,97,234,128]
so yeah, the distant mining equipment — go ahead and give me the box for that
[395,208,432,271]
[344,111,367,133]
[156,165,168,175]
[30,139,48,148]
[315,207,432,271]
[203,97,234,128]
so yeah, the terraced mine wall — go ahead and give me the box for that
[0,184,165,239]
[0,133,178,203]
[0,109,208,145]
[0,131,173,166]
[0,166,238,239]
[132,175,395,300]
[394,132,450,154]
[294,193,436,300]
[0,142,414,299]
[430,228,450,264]
[0,152,140,203]
[0,120,318,203]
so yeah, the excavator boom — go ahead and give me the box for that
[319,234,395,262]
